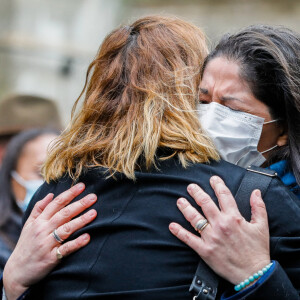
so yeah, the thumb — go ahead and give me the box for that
[250,189,268,226]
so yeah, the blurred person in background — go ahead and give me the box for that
[0,128,59,273]
[0,95,62,162]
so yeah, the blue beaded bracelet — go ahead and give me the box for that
[234,262,273,292]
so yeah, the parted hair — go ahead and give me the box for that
[44,16,219,182]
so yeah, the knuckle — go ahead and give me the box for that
[61,242,71,255]
[68,188,78,199]
[233,214,244,225]
[33,226,45,239]
[60,207,71,218]
[55,196,65,205]
[210,233,220,244]
[181,231,192,244]
[198,194,211,205]
[80,198,88,207]
[218,220,231,236]
[202,245,214,257]
[62,222,71,234]
[227,214,243,225]
[217,186,231,196]
[75,237,82,248]
[80,214,89,224]
[256,201,266,209]
[189,210,199,222]
[193,188,203,199]
[34,201,43,210]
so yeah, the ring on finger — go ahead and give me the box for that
[56,247,63,260]
[195,219,209,233]
[53,229,64,243]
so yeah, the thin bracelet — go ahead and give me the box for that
[234,262,273,292]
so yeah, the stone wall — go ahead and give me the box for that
[0,0,299,123]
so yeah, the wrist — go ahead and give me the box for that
[3,265,28,300]
[234,261,273,292]
[234,258,271,284]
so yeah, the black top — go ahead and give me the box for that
[24,158,300,299]
[0,212,22,273]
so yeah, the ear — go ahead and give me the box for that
[277,125,288,147]
[277,134,288,146]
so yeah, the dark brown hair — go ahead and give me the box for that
[203,25,300,185]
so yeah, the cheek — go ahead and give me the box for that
[257,124,281,153]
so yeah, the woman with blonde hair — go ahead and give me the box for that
[2,16,300,299]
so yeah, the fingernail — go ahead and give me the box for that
[177,198,186,207]
[255,189,261,198]
[210,176,220,183]
[77,183,85,190]
[88,194,97,202]
[82,233,89,241]
[187,184,197,193]
[88,210,96,217]
[169,223,178,232]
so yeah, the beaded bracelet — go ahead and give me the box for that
[234,262,273,292]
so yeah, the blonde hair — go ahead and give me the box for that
[44,16,219,182]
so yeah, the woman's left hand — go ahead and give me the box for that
[169,176,271,285]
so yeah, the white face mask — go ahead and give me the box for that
[197,102,279,168]
[11,171,44,212]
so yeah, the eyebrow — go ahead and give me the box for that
[199,88,208,95]
[220,96,244,103]
[199,87,244,102]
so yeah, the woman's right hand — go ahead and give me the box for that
[3,183,97,300]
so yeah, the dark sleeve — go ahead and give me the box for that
[246,178,300,299]
[0,240,11,274]
[221,261,299,300]
[244,262,299,300]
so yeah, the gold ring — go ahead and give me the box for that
[195,219,209,233]
[56,247,63,260]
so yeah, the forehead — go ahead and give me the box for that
[201,57,252,94]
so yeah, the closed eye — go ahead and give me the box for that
[199,99,210,104]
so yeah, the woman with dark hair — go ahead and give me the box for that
[2,19,300,300]
[171,24,300,299]
[0,128,59,272]
[199,25,300,188]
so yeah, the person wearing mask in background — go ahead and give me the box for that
[2,17,300,300]
[0,95,62,163]
[0,128,59,272]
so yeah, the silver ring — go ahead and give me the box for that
[53,229,64,243]
[56,247,63,260]
[195,219,209,233]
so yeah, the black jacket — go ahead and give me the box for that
[0,213,22,273]
[23,158,300,299]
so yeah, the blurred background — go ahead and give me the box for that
[0,0,299,125]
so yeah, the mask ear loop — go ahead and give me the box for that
[263,119,282,125]
[260,144,278,154]
[11,171,27,187]
[261,119,283,154]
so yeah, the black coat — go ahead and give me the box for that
[0,213,22,273]
[23,158,300,299]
